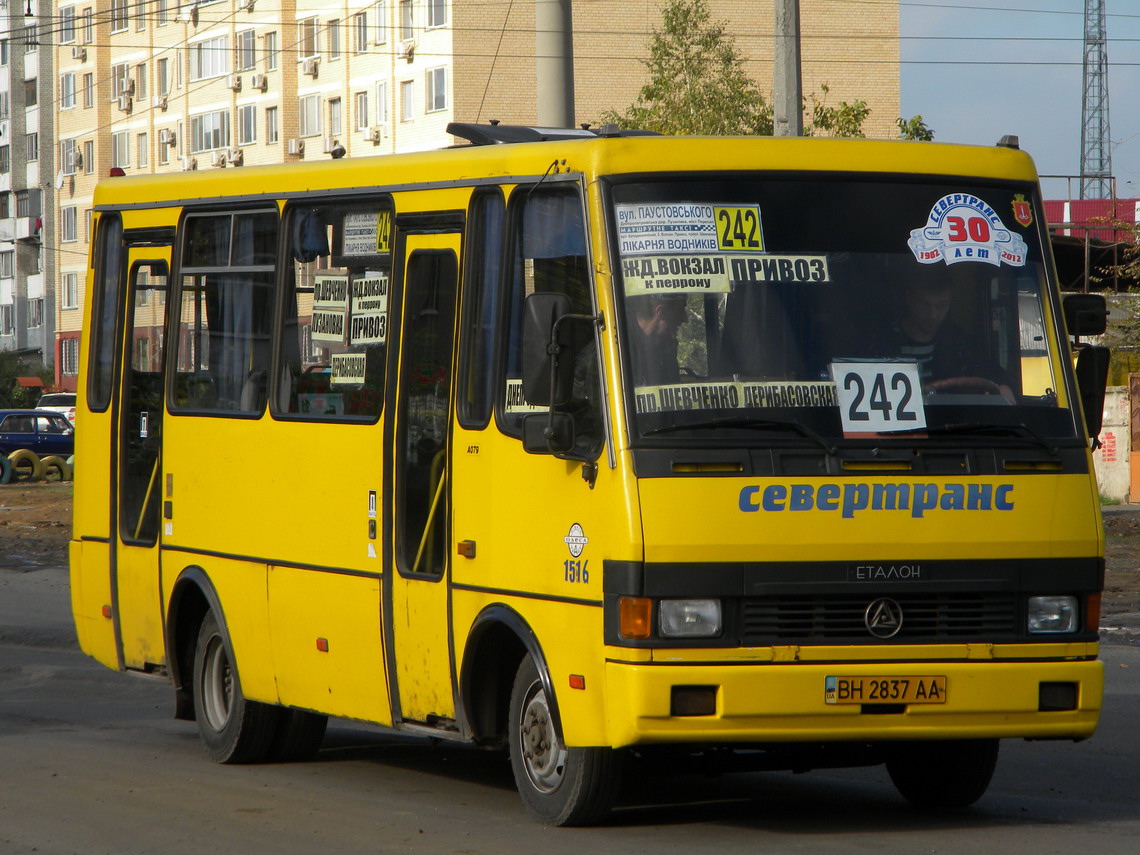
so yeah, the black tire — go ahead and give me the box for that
[508,657,622,826]
[886,739,999,808]
[268,709,328,762]
[192,611,280,764]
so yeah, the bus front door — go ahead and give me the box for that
[388,231,461,727]
[115,250,171,670]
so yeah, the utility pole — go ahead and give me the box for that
[535,0,575,128]
[1080,0,1112,199]
[773,0,803,136]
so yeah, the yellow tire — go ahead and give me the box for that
[8,449,44,482]
[40,455,72,483]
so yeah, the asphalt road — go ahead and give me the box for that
[3,564,1139,855]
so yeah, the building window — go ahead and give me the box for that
[328,97,342,136]
[63,273,79,310]
[112,63,130,99]
[300,18,319,59]
[137,132,148,168]
[0,304,13,336]
[60,7,76,43]
[355,92,369,129]
[158,133,170,165]
[82,8,93,43]
[112,132,130,168]
[157,0,169,25]
[374,2,387,44]
[0,146,9,174]
[25,78,37,107]
[191,36,229,81]
[0,92,7,119]
[399,0,413,40]
[354,13,368,54]
[239,104,256,145]
[15,189,40,218]
[60,73,76,109]
[135,0,146,31]
[426,67,447,112]
[299,94,321,137]
[111,0,128,32]
[401,79,414,121]
[61,206,78,242]
[62,337,80,374]
[60,139,78,175]
[26,133,38,162]
[191,110,231,152]
[135,63,147,100]
[376,81,388,128]
[266,106,279,144]
[29,298,43,329]
[82,72,93,107]
[428,0,446,28]
[0,193,8,218]
[328,19,341,60]
[157,58,169,95]
[265,31,278,70]
[0,253,13,279]
[84,140,94,174]
[237,29,255,71]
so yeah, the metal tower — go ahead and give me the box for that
[1080,0,1112,199]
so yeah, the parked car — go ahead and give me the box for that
[0,410,75,458]
[35,392,77,425]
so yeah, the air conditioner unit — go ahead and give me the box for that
[212,151,227,168]
[159,129,176,146]
[117,94,133,113]
[250,73,267,92]
[303,57,319,77]
[176,6,198,24]
[238,0,254,10]
[71,46,86,61]
[153,95,168,110]
[122,79,135,97]
[367,125,384,143]
[287,138,304,156]
[399,39,415,61]
[73,150,84,170]
[182,156,198,171]
[227,148,244,165]
[322,136,338,154]
[226,74,242,92]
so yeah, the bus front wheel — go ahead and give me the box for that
[507,657,622,826]
[192,611,279,764]
[885,739,999,808]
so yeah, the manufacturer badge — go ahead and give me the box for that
[865,597,903,639]
[563,523,588,558]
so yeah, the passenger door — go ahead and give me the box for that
[387,226,461,727]
[114,249,171,670]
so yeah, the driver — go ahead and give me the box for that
[892,279,1014,402]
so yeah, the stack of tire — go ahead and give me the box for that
[0,451,73,484]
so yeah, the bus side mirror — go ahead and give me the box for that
[522,411,575,454]
[1063,293,1108,337]
[1074,344,1110,440]
[522,292,575,406]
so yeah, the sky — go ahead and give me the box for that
[899,0,1140,200]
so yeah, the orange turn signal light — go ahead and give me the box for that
[619,597,652,639]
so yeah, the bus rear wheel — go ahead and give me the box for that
[507,657,622,826]
[192,611,279,764]
[885,739,999,808]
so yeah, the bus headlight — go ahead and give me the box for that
[1027,595,1079,634]
[659,599,722,638]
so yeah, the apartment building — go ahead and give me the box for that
[46,0,899,390]
[1,0,56,383]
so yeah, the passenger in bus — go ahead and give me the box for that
[891,278,1015,402]
[627,293,687,386]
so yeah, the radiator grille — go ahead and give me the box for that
[741,593,1019,643]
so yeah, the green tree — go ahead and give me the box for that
[601,0,934,141]
[600,0,772,135]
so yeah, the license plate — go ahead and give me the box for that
[825,675,947,705]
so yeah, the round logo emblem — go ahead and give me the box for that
[563,523,588,558]
[864,597,903,639]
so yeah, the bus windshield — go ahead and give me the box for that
[609,176,1080,444]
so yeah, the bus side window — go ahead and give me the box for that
[499,186,600,453]
[273,200,392,420]
[170,210,277,415]
[88,212,124,412]
[457,188,505,428]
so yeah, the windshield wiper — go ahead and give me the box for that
[642,416,836,455]
[889,422,1058,455]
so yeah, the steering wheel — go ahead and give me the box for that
[925,376,1004,396]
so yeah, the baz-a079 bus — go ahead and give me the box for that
[71,124,1109,825]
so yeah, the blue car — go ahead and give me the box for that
[0,409,75,458]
